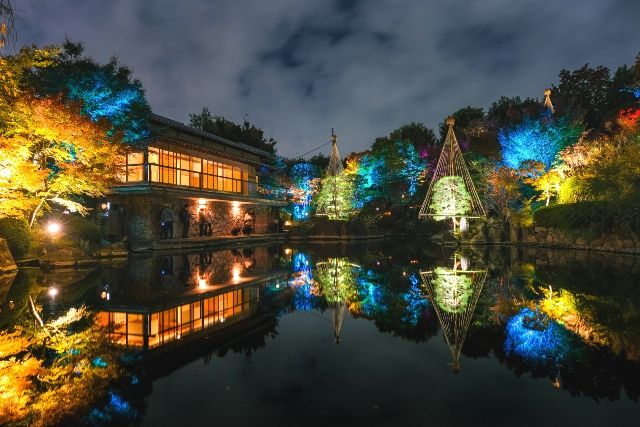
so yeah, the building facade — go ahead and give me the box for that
[102,114,286,249]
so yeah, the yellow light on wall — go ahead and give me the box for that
[232,263,242,284]
[284,248,292,255]
[198,199,207,209]
[231,201,241,215]
[198,277,207,289]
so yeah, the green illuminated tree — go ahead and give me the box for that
[315,171,355,220]
[429,176,472,232]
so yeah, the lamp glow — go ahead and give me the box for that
[48,287,59,298]
[46,222,61,235]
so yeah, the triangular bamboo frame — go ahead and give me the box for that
[317,130,353,218]
[419,117,486,220]
[420,263,487,373]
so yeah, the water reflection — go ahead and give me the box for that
[94,245,288,350]
[3,242,640,425]
[420,254,487,372]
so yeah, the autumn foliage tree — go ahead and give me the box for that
[0,47,126,226]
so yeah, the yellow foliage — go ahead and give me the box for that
[0,46,125,223]
[0,308,124,426]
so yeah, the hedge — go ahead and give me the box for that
[0,217,31,259]
[533,200,640,235]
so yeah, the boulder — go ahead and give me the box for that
[0,238,17,274]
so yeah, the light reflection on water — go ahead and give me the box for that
[3,241,640,425]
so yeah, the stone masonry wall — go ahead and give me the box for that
[521,226,640,254]
[106,195,279,242]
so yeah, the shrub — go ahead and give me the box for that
[533,200,640,235]
[64,215,102,244]
[0,217,31,259]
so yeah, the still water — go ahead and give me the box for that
[3,241,640,426]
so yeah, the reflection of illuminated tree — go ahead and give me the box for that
[315,258,360,343]
[421,262,486,372]
[432,267,473,314]
[315,258,359,305]
[504,307,573,365]
[0,307,129,425]
[289,252,319,311]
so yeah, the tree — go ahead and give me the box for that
[1,95,122,225]
[486,96,542,130]
[288,162,321,220]
[429,176,472,232]
[1,47,125,224]
[487,166,521,219]
[315,171,355,220]
[189,107,276,155]
[499,116,583,170]
[553,64,612,128]
[30,41,151,146]
[0,0,15,48]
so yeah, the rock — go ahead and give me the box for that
[0,238,17,274]
[94,242,128,258]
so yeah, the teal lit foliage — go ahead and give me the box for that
[395,140,425,196]
[86,392,138,424]
[290,252,317,311]
[355,269,386,317]
[504,307,572,365]
[66,71,149,144]
[33,41,151,146]
[401,273,430,326]
[289,162,322,220]
[368,137,428,201]
[352,154,384,208]
[499,117,583,170]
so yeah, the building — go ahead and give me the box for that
[102,114,286,250]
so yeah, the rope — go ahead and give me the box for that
[293,140,332,159]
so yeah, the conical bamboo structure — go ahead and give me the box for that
[316,130,347,218]
[420,259,487,373]
[543,88,555,114]
[419,117,485,221]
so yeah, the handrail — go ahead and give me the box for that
[119,163,287,200]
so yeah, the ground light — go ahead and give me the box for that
[46,221,62,235]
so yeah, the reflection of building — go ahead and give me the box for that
[94,245,288,350]
[97,283,263,349]
[103,114,286,248]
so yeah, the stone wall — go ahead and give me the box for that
[0,238,17,274]
[521,226,640,254]
[105,195,279,243]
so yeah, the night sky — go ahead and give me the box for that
[15,0,640,156]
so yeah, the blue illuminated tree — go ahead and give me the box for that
[288,162,322,220]
[31,41,151,146]
[499,117,583,170]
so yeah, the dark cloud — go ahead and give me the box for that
[14,0,640,157]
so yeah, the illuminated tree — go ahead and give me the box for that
[531,168,563,206]
[429,176,472,231]
[31,41,151,146]
[1,95,122,225]
[288,162,321,220]
[487,166,521,219]
[315,172,355,220]
[0,0,14,48]
[0,46,125,225]
[499,117,583,170]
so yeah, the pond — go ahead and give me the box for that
[2,240,640,426]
